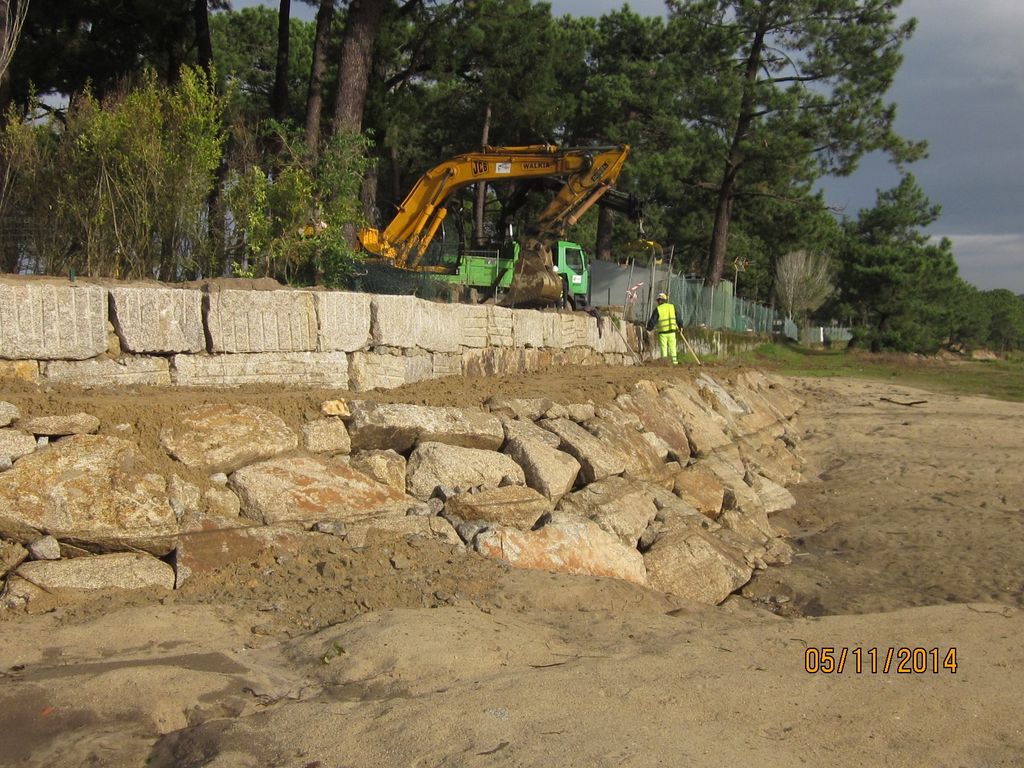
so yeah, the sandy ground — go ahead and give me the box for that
[1,370,1022,767]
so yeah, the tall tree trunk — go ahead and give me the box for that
[193,0,214,76]
[333,0,387,248]
[706,12,769,285]
[192,0,223,277]
[361,160,378,226]
[389,143,401,205]
[271,0,291,120]
[330,0,388,135]
[707,179,736,284]
[596,204,613,262]
[304,0,335,152]
[473,102,491,246]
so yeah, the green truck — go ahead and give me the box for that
[431,239,591,309]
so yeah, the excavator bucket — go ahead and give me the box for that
[499,238,564,307]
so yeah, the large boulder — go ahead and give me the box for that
[700,454,766,516]
[672,465,726,519]
[202,485,243,521]
[475,512,647,585]
[499,415,562,449]
[544,402,597,423]
[503,436,580,502]
[727,375,796,436]
[733,378,790,423]
[446,485,552,530]
[557,477,659,548]
[160,403,297,474]
[582,406,669,481]
[230,455,412,526]
[345,515,462,548]
[538,417,627,484]
[718,505,775,544]
[614,385,692,461]
[405,442,525,500]
[0,429,36,460]
[485,396,554,421]
[0,434,178,554]
[659,385,733,456]
[301,418,352,455]
[19,412,100,436]
[643,518,753,605]
[347,402,504,453]
[738,434,804,487]
[0,401,19,428]
[14,552,176,592]
[695,374,780,437]
[741,371,804,419]
[696,374,748,417]
[750,472,797,513]
[349,449,406,493]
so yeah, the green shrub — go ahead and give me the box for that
[1,67,226,280]
[224,123,369,287]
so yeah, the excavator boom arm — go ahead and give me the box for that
[360,144,630,270]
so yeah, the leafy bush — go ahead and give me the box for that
[224,123,369,287]
[1,67,226,280]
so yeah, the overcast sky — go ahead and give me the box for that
[251,0,1023,293]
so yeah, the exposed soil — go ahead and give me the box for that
[0,363,709,487]
[1,367,1022,767]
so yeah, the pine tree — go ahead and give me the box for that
[669,0,926,283]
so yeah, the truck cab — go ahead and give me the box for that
[553,240,590,309]
[428,222,591,309]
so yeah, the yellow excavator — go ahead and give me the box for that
[359,144,631,306]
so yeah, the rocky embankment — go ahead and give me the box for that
[0,370,803,609]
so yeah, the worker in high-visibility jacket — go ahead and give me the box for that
[647,292,679,364]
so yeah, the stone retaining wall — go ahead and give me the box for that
[1,277,767,390]
[0,278,647,390]
[0,370,806,609]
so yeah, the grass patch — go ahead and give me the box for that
[739,342,1024,402]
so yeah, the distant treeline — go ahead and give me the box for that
[0,0,1020,353]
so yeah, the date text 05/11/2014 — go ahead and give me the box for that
[804,647,958,674]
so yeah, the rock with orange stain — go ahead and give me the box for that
[474,512,647,586]
[446,485,552,530]
[160,403,297,474]
[672,465,726,519]
[0,434,178,554]
[230,455,412,526]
